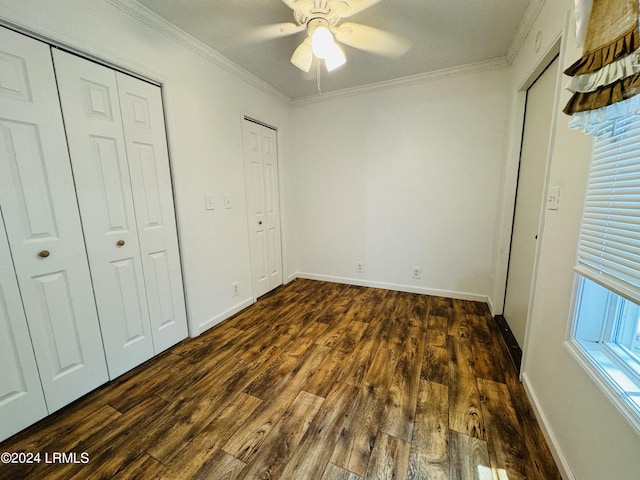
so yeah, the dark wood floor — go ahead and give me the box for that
[0,279,561,479]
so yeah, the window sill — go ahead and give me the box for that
[565,338,640,437]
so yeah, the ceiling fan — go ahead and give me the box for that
[250,0,410,73]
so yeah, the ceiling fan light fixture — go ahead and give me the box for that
[311,26,335,59]
[291,38,313,72]
[325,43,346,71]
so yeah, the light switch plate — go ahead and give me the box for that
[223,194,232,209]
[547,186,560,210]
[205,194,215,210]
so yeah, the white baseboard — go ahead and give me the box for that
[521,372,576,480]
[296,272,488,303]
[193,297,254,336]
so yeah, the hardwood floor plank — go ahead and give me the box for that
[141,359,249,463]
[236,390,324,480]
[408,380,449,480]
[363,431,411,480]
[279,381,359,480]
[421,343,449,386]
[448,301,469,339]
[449,431,491,480]
[380,293,413,351]
[380,335,425,442]
[190,450,246,480]
[430,296,453,318]
[461,300,489,316]
[337,320,386,387]
[222,343,331,463]
[321,462,363,480]
[477,379,527,480]
[448,335,485,440]
[65,396,170,480]
[467,315,505,383]
[331,347,398,477]
[345,287,389,323]
[425,315,448,347]
[110,453,164,480]
[163,393,262,479]
[304,321,369,397]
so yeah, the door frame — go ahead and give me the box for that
[241,114,285,302]
[492,21,568,376]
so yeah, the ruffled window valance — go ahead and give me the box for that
[565,0,640,133]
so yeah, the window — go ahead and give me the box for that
[570,113,640,432]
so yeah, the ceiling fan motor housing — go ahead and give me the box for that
[294,3,340,28]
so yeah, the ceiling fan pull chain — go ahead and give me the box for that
[316,58,322,95]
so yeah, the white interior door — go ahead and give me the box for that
[503,57,559,347]
[262,127,284,289]
[0,208,48,441]
[243,119,283,298]
[53,50,154,379]
[116,72,188,351]
[0,27,108,412]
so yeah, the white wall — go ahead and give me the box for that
[290,68,510,301]
[501,1,640,479]
[0,0,294,335]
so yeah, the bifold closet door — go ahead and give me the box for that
[243,119,283,298]
[116,73,188,351]
[0,27,109,413]
[0,209,48,440]
[53,50,155,379]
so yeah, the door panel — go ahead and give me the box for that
[53,50,154,379]
[504,57,559,347]
[0,27,108,412]
[261,127,283,286]
[116,72,188,350]
[243,120,270,298]
[0,209,48,441]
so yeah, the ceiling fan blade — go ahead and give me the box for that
[246,22,305,42]
[333,23,410,57]
[291,39,313,72]
[338,0,383,18]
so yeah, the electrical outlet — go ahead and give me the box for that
[412,267,422,279]
[356,261,365,273]
[232,282,239,297]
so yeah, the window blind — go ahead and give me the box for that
[577,114,640,304]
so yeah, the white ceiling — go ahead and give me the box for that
[135,0,531,99]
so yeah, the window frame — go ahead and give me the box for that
[568,274,640,436]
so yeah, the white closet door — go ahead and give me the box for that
[0,209,48,442]
[0,27,108,412]
[261,127,283,289]
[116,72,187,351]
[53,50,154,379]
[242,119,283,298]
[243,120,270,298]
[503,57,559,347]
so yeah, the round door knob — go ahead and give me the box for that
[117,240,125,247]
[258,221,263,225]
[38,250,50,258]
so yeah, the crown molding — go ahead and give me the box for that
[506,0,548,65]
[290,57,508,107]
[105,0,291,104]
